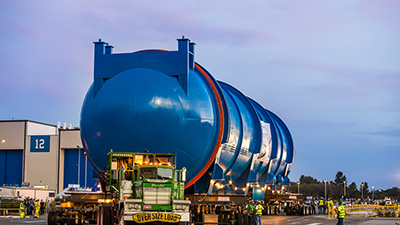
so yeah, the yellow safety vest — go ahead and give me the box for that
[337,205,345,218]
[256,204,263,215]
[319,200,324,206]
[328,200,333,207]
[20,203,24,209]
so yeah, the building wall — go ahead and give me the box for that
[27,122,57,136]
[60,129,82,149]
[0,187,56,201]
[0,121,25,150]
[24,135,59,189]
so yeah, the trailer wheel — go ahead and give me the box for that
[286,207,291,215]
[48,211,58,225]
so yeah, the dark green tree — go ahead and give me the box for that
[287,182,298,193]
[385,187,400,200]
[334,171,347,185]
[285,175,399,201]
[348,182,358,198]
[300,175,319,184]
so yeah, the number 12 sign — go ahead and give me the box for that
[30,136,50,152]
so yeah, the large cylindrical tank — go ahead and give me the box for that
[80,37,294,194]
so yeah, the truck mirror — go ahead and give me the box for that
[182,167,187,182]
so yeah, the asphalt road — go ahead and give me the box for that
[0,214,399,225]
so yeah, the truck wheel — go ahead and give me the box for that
[98,206,112,225]
[47,211,58,225]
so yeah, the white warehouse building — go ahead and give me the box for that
[0,120,98,193]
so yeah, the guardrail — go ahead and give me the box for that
[344,204,399,218]
[0,208,20,216]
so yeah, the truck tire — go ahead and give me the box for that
[98,206,112,225]
[47,211,58,225]
[104,206,113,225]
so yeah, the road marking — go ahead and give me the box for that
[21,219,47,223]
[288,223,321,225]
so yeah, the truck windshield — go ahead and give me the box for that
[140,167,173,180]
[157,167,173,180]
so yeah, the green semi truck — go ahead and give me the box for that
[48,151,191,225]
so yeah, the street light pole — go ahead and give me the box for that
[361,183,364,200]
[324,180,327,201]
[77,145,81,187]
[344,181,347,198]
[372,186,374,200]
[85,152,88,189]
[297,182,300,194]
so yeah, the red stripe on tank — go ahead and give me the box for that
[132,49,167,53]
[184,64,224,189]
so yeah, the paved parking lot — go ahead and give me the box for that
[0,214,399,225]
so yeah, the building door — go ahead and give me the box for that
[63,149,98,190]
[0,150,23,186]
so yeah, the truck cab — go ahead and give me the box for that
[106,151,190,224]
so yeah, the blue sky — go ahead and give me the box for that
[1,0,399,190]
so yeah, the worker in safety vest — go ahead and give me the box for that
[318,198,324,214]
[255,201,263,225]
[327,198,334,218]
[335,198,346,225]
[247,201,255,225]
[34,200,40,218]
[19,201,25,218]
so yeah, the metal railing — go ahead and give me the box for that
[0,208,20,216]
[343,204,399,219]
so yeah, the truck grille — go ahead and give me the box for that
[143,187,171,205]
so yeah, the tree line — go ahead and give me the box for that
[286,171,400,201]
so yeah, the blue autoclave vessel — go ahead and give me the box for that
[80,37,294,196]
